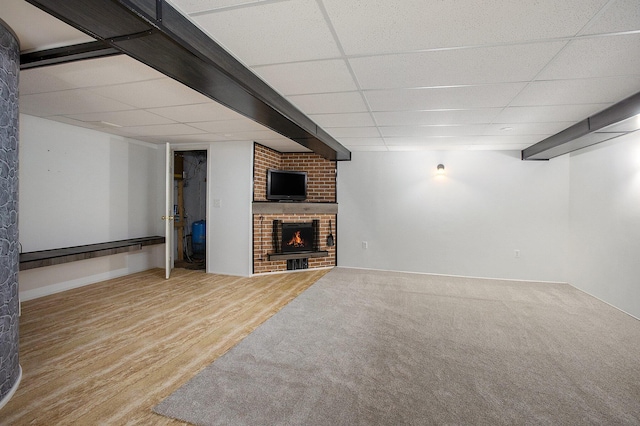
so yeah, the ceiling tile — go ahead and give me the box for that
[322,0,608,55]
[511,77,640,106]
[20,56,166,95]
[384,136,467,146]
[20,90,135,116]
[472,135,548,145]
[2,0,93,52]
[483,122,575,136]
[581,0,640,35]
[189,119,268,133]
[467,144,532,151]
[65,110,175,127]
[227,130,283,141]
[173,0,269,14]
[288,92,368,114]
[337,137,386,147]
[365,83,526,111]
[89,78,211,109]
[148,102,245,123]
[308,113,376,128]
[380,125,488,138]
[494,104,612,123]
[373,109,502,126]
[537,33,640,80]
[350,41,566,89]
[325,127,380,138]
[191,0,340,65]
[349,145,389,152]
[153,134,230,143]
[256,139,312,152]
[252,59,357,95]
[121,123,206,136]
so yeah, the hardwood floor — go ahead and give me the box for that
[3,267,330,424]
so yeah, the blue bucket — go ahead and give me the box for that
[192,220,206,254]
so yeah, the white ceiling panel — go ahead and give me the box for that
[148,102,245,123]
[349,145,389,152]
[308,113,376,128]
[511,77,640,106]
[336,138,386,146]
[189,119,269,133]
[384,136,466,146]
[89,78,211,109]
[174,0,270,14]
[7,0,640,154]
[365,83,526,112]
[146,133,229,143]
[120,123,205,136]
[580,0,640,35]
[191,0,340,65]
[494,104,612,123]
[474,135,548,145]
[3,0,93,52]
[252,59,357,95]
[350,42,567,90]
[228,130,284,141]
[20,56,166,95]
[483,122,575,136]
[256,139,312,152]
[288,92,368,114]
[537,33,640,80]
[322,0,608,55]
[65,110,174,127]
[380,125,489,138]
[373,109,502,126]
[325,127,380,138]
[20,90,135,116]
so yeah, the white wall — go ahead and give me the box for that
[19,115,165,300]
[206,141,253,276]
[337,150,569,282]
[568,132,640,318]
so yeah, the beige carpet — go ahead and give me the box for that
[154,267,640,425]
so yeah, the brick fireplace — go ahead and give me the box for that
[253,144,337,274]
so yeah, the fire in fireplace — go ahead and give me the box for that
[281,222,315,253]
[272,220,320,254]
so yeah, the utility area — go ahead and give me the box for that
[174,150,207,270]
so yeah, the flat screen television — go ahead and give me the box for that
[266,169,307,201]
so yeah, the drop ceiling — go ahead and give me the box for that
[3,0,640,154]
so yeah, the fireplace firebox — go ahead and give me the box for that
[272,220,320,254]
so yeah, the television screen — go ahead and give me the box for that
[267,169,307,201]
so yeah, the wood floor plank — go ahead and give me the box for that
[2,267,329,424]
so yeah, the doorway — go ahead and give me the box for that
[174,150,208,270]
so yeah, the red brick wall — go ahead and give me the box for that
[253,143,337,273]
[254,144,281,202]
[253,214,336,274]
[282,153,336,203]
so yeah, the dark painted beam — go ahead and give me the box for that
[522,91,640,160]
[24,0,351,161]
[20,40,121,69]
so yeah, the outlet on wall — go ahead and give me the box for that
[362,241,368,249]
[514,249,521,258]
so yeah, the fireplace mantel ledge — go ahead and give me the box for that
[252,202,338,215]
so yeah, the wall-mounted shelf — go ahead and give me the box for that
[252,202,337,215]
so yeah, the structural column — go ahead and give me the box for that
[0,18,21,409]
